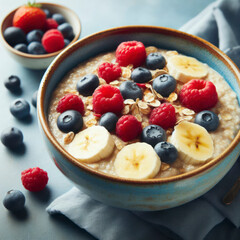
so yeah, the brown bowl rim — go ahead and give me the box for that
[0,2,81,59]
[38,25,240,185]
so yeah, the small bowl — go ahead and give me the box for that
[0,2,81,70]
[38,26,240,211]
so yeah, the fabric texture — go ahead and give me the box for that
[47,0,240,239]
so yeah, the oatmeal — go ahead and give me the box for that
[48,41,240,179]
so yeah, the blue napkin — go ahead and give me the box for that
[180,0,240,68]
[47,0,240,239]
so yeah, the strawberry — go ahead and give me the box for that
[13,2,46,33]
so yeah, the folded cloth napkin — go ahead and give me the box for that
[180,0,240,68]
[47,0,240,239]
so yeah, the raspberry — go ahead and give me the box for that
[92,85,124,114]
[42,29,64,53]
[97,62,122,83]
[149,103,176,129]
[116,115,142,141]
[45,18,58,30]
[116,41,146,67]
[21,167,48,192]
[179,79,218,112]
[56,94,84,115]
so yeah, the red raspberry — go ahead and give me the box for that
[56,94,84,115]
[149,103,176,129]
[42,29,64,53]
[97,62,122,83]
[116,41,146,67]
[45,18,58,30]
[92,85,124,114]
[116,115,142,142]
[21,167,48,192]
[179,79,218,112]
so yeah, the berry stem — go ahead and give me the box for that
[27,0,42,8]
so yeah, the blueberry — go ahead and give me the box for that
[1,127,23,149]
[77,74,99,96]
[58,23,74,40]
[3,190,25,211]
[67,33,75,41]
[26,30,44,43]
[27,42,46,54]
[42,8,52,18]
[146,52,166,70]
[57,110,83,133]
[154,142,178,164]
[99,112,118,132]
[4,75,21,91]
[152,74,176,97]
[194,110,219,131]
[3,27,26,46]
[52,13,66,24]
[64,39,70,47]
[141,125,166,147]
[10,98,30,119]
[119,81,143,101]
[131,67,152,83]
[31,90,38,108]
[14,43,28,53]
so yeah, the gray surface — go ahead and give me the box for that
[0,0,239,239]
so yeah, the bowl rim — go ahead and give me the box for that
[38,25,240,185]
[0,2,81,59]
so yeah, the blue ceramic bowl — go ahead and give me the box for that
[38,26,240,211]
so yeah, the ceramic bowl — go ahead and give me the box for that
[0,2,81,70]
[38,26,240,211]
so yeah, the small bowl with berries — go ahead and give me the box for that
[0,2,81,69]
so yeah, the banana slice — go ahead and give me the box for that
[68,126,115,163]
[114,142,161,180]
[167,55,208,83]
[170,121,213,165]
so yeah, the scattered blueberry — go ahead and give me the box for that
[10,98,30,119]
[119,80,143,100]
[154,142,178,164]
[42,8,52,18]
[146,52,166,70]
[26,30,44,43]
[27,41,46,54]
[1,127,23,149]
[52,13,66,24]
[99,112,118,132]
[194,110,219,131]
[58,23,74,40]
[152,74,176,97]
[64,39,70,47]
[57,110,83,133]
[4,75,21,91]
[77,74,99,96]
[31,90,38,108]
[3,27,26,47]
[14,43,28,53]
[131,67,152,83]
[141,125,166,147]
[3,190,25,212]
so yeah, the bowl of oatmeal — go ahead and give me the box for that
[38,26,240,210]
